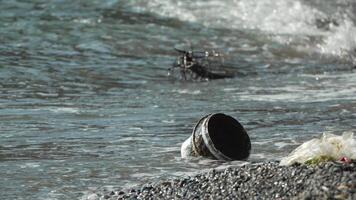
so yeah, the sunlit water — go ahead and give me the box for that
[0,0,355,199]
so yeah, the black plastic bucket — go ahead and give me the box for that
[181,113,251,161]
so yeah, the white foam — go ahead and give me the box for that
[20,162,40,168]
[48,107,79,114]
[131,0,356,59]
[129,127,144,132]
[274,141,291,149]
[173,89,201,95]
[133,0,324,35]
[239,86,356,102]
[35,92,58,98]
[162,119,175,124]
[131,172,155,178]
[318,19,356,59]
[237,73,356,102]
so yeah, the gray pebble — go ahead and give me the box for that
[99,161,355,200]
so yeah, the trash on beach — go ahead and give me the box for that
[181,113,251,161]
[170,48,235,80]
[280,132,356,166]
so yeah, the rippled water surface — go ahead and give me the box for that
[0,0,355,199]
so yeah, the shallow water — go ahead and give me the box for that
[0,0,355,199]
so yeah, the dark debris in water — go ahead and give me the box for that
[170,48,236,81]
[99,161,355,200]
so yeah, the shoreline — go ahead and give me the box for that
[97,161,355,199]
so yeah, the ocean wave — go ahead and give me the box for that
[318,19,356,62]
[128,0,356,60]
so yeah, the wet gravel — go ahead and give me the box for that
[98,161,355,200]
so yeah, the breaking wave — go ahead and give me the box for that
[129,0,356,62]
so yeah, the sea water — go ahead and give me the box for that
[0,0,355,199]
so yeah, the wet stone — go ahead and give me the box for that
[97,161,355,199]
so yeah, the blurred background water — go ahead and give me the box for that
[0,0,355,199]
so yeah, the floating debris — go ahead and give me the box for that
[170,48,235,80]
[280,132,356,166]
[181,113,251,161]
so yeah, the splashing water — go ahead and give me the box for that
[131,0,356,59]
[0,0,355,199]
[319,20,356,60]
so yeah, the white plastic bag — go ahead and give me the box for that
[280,132,356,166]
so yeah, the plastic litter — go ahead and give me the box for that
[181,113,251,161]
[280,132,356,166]
[339,156,352,164]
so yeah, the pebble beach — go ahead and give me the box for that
[2,1,356,199]
[98,161,355,200]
